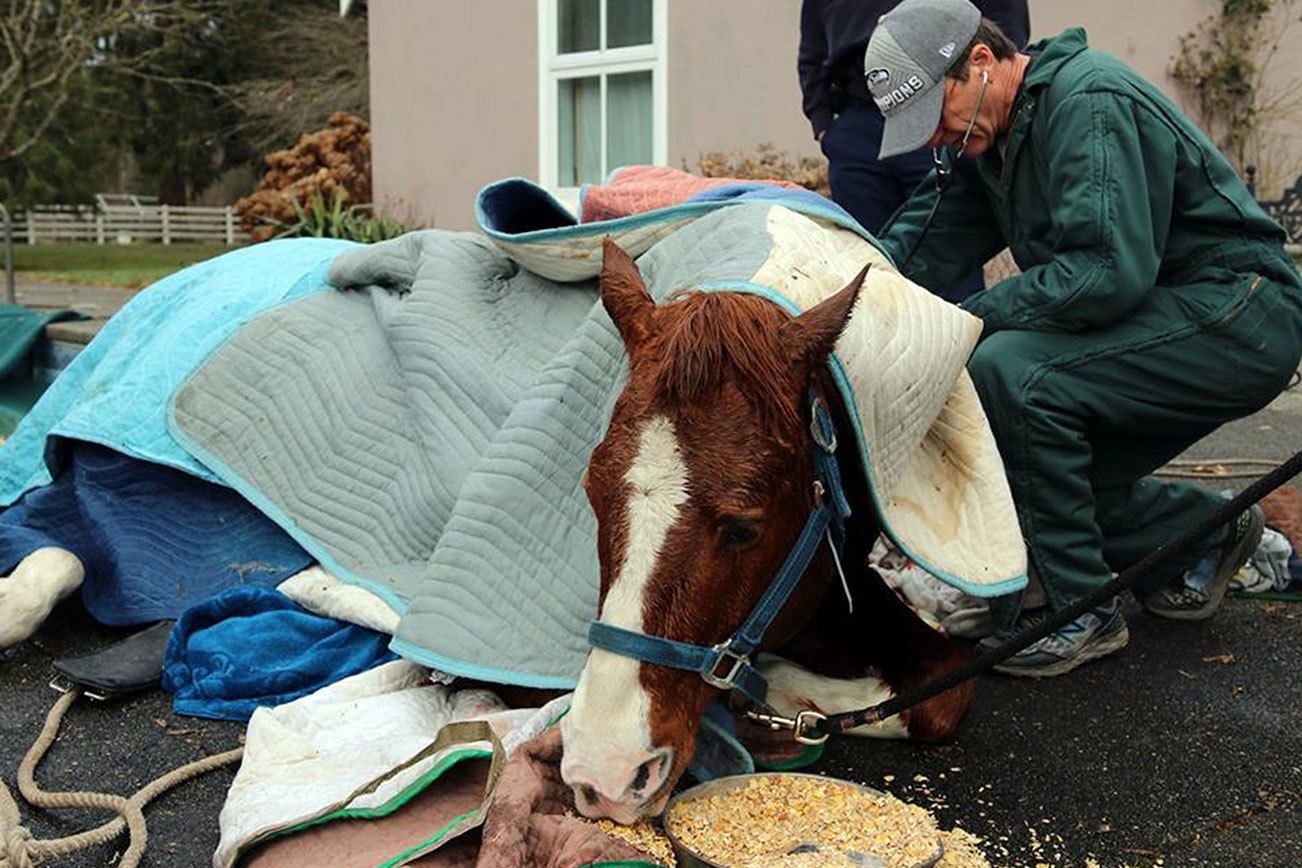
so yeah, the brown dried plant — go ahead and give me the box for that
[234,112,373,242]
[694,142,830,196]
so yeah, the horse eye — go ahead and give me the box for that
[719,519,762,551]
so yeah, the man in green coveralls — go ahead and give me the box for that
[864,0,1302,675]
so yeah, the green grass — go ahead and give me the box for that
[14,242,240,289]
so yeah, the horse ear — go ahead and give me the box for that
[781,263,869,365]
[600,237,654,352]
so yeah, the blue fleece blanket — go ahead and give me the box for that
[0,242,342,626]
[162,585,397,721]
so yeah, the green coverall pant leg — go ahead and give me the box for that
[967,274,1302,615]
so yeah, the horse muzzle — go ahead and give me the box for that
[559,743,675,823]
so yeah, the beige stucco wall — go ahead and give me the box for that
[368,1,1302,230]
[666,1,821,174]
[1030,1,1207,90]
[368,0,538,230]
[1032,0,1302,196]
[370,0,818,230]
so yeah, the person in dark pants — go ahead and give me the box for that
[798,0,1028,302]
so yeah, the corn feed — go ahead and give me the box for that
[568,811,677,866]
[666,775,942,868]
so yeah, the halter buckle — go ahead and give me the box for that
[701,642,749,690]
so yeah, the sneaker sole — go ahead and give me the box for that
[992,621,1130,679]
[1147,508,1265,621]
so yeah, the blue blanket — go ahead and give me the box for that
[0,441,312,625]
[0,239,356,506]
[162,585,397,721]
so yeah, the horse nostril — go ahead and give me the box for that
[631,760,651,792]
[631,749,672,795]
[579,784,599,805]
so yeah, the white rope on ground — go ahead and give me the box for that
[1155,458,1286,480]
[0,687,242,868]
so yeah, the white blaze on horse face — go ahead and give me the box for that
[563,416,689,804]
[604,415,691,630]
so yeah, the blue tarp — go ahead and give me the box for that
[0,305,86,437]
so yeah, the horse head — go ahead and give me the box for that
[560,238,867,822]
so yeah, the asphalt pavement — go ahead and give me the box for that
[1,383,1299,868]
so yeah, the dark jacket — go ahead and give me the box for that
[798,0,1030,139]
[880,29,1301,333]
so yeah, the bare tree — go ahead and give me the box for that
[223,3,368,152]
[0,0,203,163]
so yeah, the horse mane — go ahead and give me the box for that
[650,292,804,444]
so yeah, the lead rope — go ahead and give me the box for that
[0,687,243,868]
[802,447,1302,740]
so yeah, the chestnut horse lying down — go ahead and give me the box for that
[558,241,976,823]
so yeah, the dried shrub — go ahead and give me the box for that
[695,142,830,196]
[235,112,373,242]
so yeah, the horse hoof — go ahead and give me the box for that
[0,547,85,648]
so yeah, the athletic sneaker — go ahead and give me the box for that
[1144,506,1265,621]
[989,596,1130,678]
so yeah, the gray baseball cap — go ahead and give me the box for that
[863,0,981,158]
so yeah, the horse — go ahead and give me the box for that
[558,239,975,824]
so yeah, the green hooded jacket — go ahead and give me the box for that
[879,28,1301,334]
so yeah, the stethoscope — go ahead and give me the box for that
[900,67,990,272]
[930,67,989,195]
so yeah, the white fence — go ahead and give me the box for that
[11,204,238,245]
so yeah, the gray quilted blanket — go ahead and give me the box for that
[169,180,1025,687]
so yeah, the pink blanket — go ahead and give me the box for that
[580,165,801,223]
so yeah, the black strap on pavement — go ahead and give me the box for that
[813,447,1302,738]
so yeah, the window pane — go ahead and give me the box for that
[558,0,599,53]
[559,76,603,186]
[607,0,652,48]
[606,71,652,172]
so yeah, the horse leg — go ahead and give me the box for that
[750,653,909,739]
[775,563,974,743]
[0,548,85,649]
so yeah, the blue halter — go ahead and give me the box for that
[586,393,852,709]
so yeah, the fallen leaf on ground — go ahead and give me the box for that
[1200,654,1236,665]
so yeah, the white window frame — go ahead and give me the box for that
[537,0,668,208]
